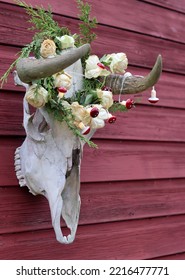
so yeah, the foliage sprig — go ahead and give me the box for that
[1,0,127,148]
[14,0,70,37]
[76,0,98,45]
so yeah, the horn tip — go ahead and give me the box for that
[157,54,162,67]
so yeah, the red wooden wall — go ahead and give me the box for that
[1,0,185,260]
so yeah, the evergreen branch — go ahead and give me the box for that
[1,1,99,148]
[109,102,128,113]
[14,0,70,38]
[0,60,17,88]
[76,0,98,45]
[0,41,35,88]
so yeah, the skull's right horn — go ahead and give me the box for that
[105,54,162,94]
[16,43,90,83]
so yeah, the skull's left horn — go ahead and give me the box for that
[105,54,162,94]
[16,44,90,83]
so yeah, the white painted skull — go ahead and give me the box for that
[14,45,162,244]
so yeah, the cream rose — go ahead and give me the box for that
[71,102,90,125]
[25,84,49,108]
[40,39,56,58]
[56,35,75,49]
[53,72,72,89]
[85,55,110,79]
[103,53,128,74]
[97,89,113,109]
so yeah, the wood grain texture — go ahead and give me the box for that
[1,215,185,259]
[1,137,185,186]
[1,0,185,43]
[0,0,185,260]
[153,252,185,260]
[0,91,24,135]
[1,65,185,110]
[1,88,185,140]
[0,4,185,74]
[81,140,185,182]
[1,179,185,235]
[143,0,185,14]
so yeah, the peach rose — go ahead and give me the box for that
[40,39,56,58]
[25,84,49,108]
[71,102,90,125]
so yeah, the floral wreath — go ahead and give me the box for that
[0,0,160,148]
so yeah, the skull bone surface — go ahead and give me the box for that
[14,44,162,244]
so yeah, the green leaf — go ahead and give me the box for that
[84,94,93,105]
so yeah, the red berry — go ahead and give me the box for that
[108,115,117,123]
[102,86,112,92]
[90,107,99,118]
[82,126,91,135]
[97,62,106,69]
[58,87,67,93]
[126,99,134,109]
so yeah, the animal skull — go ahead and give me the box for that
[14,44,162,244]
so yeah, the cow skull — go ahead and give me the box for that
[14,44,162,244]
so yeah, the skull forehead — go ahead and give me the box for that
[33,106,81,158]
[61,59,83,99]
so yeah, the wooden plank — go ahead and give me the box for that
[0,91,25,136]
[1,215,185,259]
[80,179,185,224]
[94,105,185,141]
[0,137,23,186]
[1,179,185,234]
[0,46,22,91]
[0,31,184,78]
[143,0,185,14]
[92,25,185,75]
[1,0,185,43]
[153,252,185,260]
[0,3,78,47]
[1,137,185,186]
[81,140,185,182]
[2,90,185,142]
[0,9,185,75]
[0,55,185,115]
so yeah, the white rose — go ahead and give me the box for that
[98,107,109,120]
[103,53,128,74]
[90,117,105,129]
[85,55,110,79]
[89,105,109,129]
[97,89,113,109]
[25,84,49,108]
[56,35,75,49]
[53,72,72,89]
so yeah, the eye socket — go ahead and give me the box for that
[38,118,50,133]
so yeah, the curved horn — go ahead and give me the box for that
[16,43,91,83]
[105,54,162,94]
